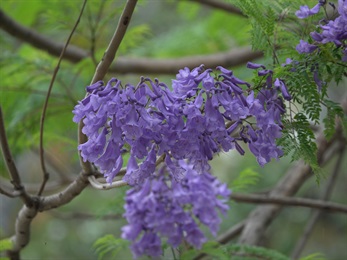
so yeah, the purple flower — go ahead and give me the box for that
[296,40,318,53]
[73,64,289,258]
[122,164,230,258]
[338,0,347,20]
[274,78,292,101]
[247,61,266,69]
[295,3,322,19]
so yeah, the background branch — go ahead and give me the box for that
[0,106,32,206]
[0,8,262,75]
[190,0,245,16]
[38,0,87,196]
[230,193,347,214]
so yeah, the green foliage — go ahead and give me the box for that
[0,238,12,260]
[230,167,261,192]
[225,244,290,260]
[0,238,13,252]
[181,242,290,260]
[118,24,151,54]
[93,235,129,260]
[323,100,345,140]
[299,253,327,260]
[235,0,346,179]
[279,113,320,175]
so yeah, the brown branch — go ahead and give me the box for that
[49,210,122,221]
[0,183,20,198]
[0,9,88,62]
[109,47,263,74]
[91,0,138,82]
[190,0,245,16]
[79,0,138,174]
[230,193,347,214]
[0,8,262,75]
[38,0,87,196]
[0,106,32,206]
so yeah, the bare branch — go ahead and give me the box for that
[0,8,263,75]
[38,0,87,196]
[91,0,138,82]
[0,176,72,194]
[110,47,263,74]
[0,183,20,198]
[190,0,245,16]
[79,0,138,175]
[231,193,347,214]
[0,9,88,62]
[0,106,32,206]
[49,210,122,221]
[5,171,92,258]
[88,175,128,190]
[7,205,38,259]
[39,172,90,211]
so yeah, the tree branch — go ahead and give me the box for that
[88,175,128,190]
[39,171,90,211]
[0,8,263,75]
[0,9,88,62]
[38,0,87,196]
[190,0,245,16]
[230,193,347,214]
[49,210,122,221]
[7,205,38,260]
[78,0,138,175]
[0,183,20,198]
[0,106,32,206]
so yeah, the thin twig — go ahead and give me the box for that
[0,106,32,206]
[291,145,346,259]
[0,183,20,198]
[0,176,72,194]
[190,0,245,16]
[49,210,122,221]
[38,0,87,196]
[88,175,128,190]
[79,0,138,175]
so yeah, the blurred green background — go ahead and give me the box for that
[0,0,346,259]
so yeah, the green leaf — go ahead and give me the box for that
[93,235,129,260]
[231,168,261,192]
[300,252,327,260]
[0,238,13,252]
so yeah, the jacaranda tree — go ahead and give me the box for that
[0,0,346,259]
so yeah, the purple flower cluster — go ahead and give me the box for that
[295,0,347,61]
[122,162,230,258]
[73,63,290,257]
